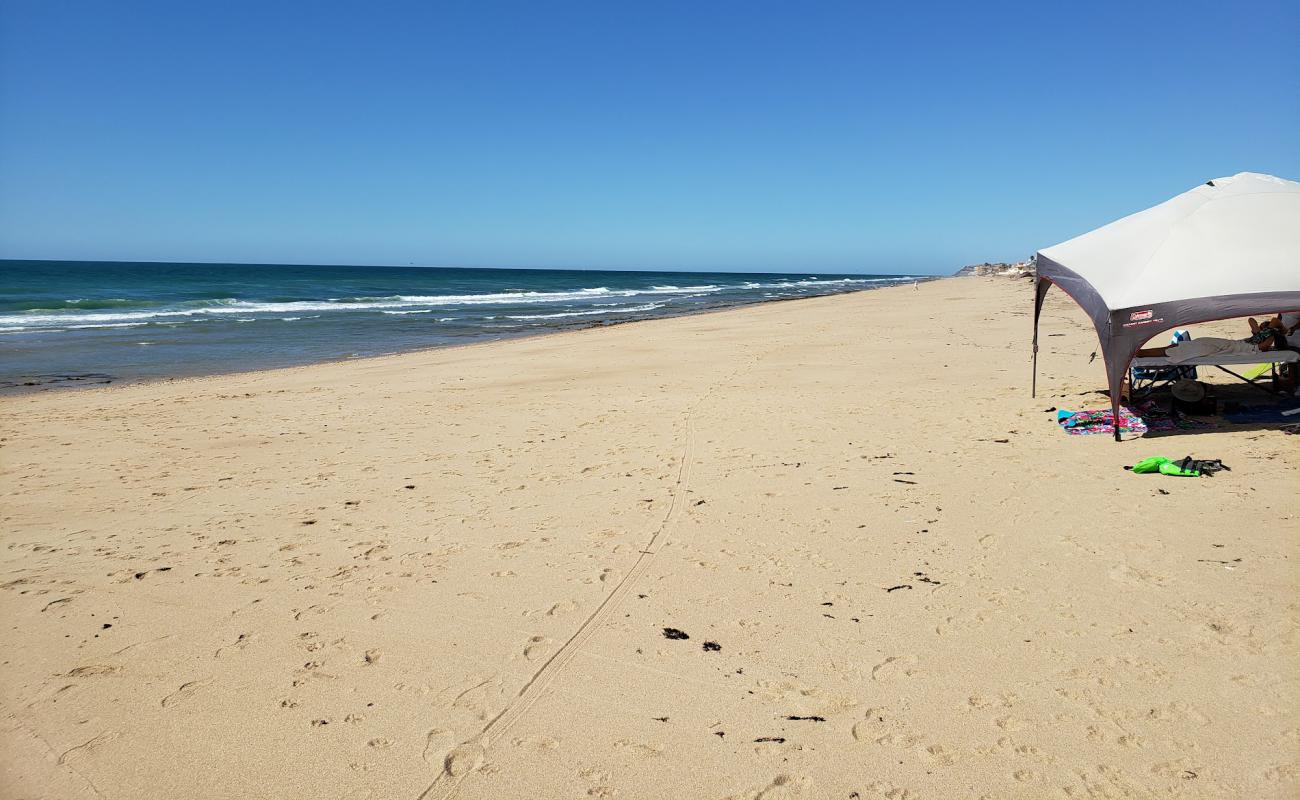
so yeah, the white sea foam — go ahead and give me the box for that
[503,302,666,320]
[0,321,151,333]
[644,285,720,293]
[0,277,918,330]
[66,322,151,330]
[739,277,915,290]
[0,287,688,326]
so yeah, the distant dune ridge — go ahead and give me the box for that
[0,277,1295,799]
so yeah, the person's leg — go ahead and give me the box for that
[1136,346,1169,357]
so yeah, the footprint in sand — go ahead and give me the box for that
[578,766,611,784]
[161,679,211,708]
[870,655,919,682]
[967,694,993,709]
[510,735,561,751]
[1263,764,1297,783]
[862,784,918,799]
[422,729,455,765]
[57,732,118,766]
[443,743,486,777]
[214,633,254,659]
[613,739,663,758]
[1108,562,1167,586]
[923,743,957,765]
[1147,700,1210,726]
[524,636,553,662]
[64,664,120,678]
[548,600,579,617]
[851,710,888,742]
[851,708,921,749]
[293,604,332,621]
[721,774,811,800]
[449,677,497,716]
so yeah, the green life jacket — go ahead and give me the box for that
[1127,456,1200,477]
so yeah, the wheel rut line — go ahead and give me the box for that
[418,359,747,800]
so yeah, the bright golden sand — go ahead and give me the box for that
[2,277,1296,799]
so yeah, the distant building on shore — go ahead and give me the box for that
[953,259,1035,279]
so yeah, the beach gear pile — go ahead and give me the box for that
[1124,456,1230,478]
[1054,400,1211,436]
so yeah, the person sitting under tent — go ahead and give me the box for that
[1266,314,1299,353]
[1135,318,1282,363]
[1277,311,1300,336]
[1261,314,1300,392]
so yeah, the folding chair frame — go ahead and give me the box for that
[1129,361,1288,397]
[1128,364,1197,397]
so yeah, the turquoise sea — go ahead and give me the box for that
[0,261,924,390]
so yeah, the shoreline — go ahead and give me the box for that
[2,276,1293,800]
[1,280,936,398]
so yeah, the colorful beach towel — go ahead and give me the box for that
[1056,400,1212,437]
[1057,406,1148,436]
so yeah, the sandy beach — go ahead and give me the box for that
[1,276,1296,799]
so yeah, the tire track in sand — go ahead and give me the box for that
[417,363,737,800]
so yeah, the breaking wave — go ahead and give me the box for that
[0,276,922,332]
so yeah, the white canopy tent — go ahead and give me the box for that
[1032,172,1300,440]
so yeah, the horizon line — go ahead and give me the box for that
[0,257,948,277]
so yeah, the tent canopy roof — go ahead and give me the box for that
[1036,172,1300,312]
[1031,171,1300,441]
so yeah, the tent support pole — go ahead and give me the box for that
[1031,278,1050,398]
[1107,340,1138,443]
[1111,394,1122,442]
[1032,334,1038,398]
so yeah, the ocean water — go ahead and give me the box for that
[0,261,923,390]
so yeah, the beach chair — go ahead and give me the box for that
[1131,349,1299,395]
[1129,330,1197,396]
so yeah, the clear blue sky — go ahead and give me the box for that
[1,1,1297,274]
